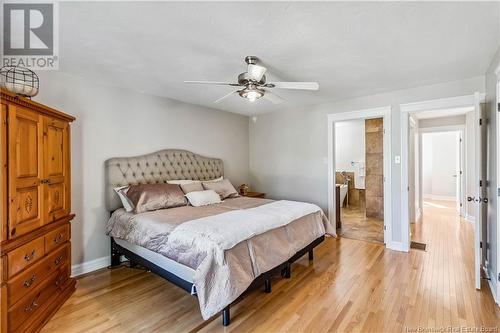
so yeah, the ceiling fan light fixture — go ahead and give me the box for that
[239,86,264,102]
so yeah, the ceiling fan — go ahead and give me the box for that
[184,56,319,104]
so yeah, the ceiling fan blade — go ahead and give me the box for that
[185,81,241,86]
[267,82,319,90]
[214,90,239,104]
[247,64,267,81]
[263,91,285,104]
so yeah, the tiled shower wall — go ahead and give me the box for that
[365,118,384,219]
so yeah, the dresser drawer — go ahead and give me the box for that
[7,237,45,278]
[7,244,70,307]
[44,224,70,253]
[8,269,63,332]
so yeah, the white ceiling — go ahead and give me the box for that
[59,2,500,115]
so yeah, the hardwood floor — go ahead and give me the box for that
[338,205,384,244]
[42,200,500,332]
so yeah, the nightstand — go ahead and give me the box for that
[242,191,266,198]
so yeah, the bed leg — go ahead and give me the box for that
[222,305,230,326]
[281,262,291,279]
[308,249,314,261]
[110,238,121,267]
[264,274,272,293]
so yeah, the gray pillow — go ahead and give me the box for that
[126,184,188,213]
[180,182,204,194]
[202,179,239,199]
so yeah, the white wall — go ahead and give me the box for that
[334,119,365,173]
[422,132,458,200]
[34,71,250,270]
[249,75,485,246]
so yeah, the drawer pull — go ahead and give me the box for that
[24,294,40,312]
[54,233,64,244]
[54,255,63,266]
[24,250,36,262]
[23,274,36,288]
[55,275,64,288]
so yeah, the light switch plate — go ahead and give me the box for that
[394,155,401,164]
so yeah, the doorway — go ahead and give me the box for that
[327,106,392,247]
[401,93,487,290]
[334,118,384,243]
[420,129,464,213]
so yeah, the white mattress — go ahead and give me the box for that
[114,238,196,288]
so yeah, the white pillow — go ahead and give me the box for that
[167,179,201,185]
[113,186,134,212]
[205,176,223,183]
[185,190,222,207]
[167,177,222,185]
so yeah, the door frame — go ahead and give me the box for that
[495,65,500,304]
[400,94,485,252]
[418,125,466,215]
[327,106,393,248]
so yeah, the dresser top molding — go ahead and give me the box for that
[1,88,75,122]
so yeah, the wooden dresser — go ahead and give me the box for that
[0,89,76,333]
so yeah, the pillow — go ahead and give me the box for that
[185,190,222,207]
[180,182,204,194]
[202,179,239,199]
[167,179,201,185]
[204,176,223,183]
[126,184,188,213]
[167,177,222,185]
[114,186,134,212]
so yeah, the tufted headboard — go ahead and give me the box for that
[105,149,223,211]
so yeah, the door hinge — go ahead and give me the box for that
[498,273,500,281]
[480,241,483,249]
[384,225,387,230]
[497,188,500,196]
[460,203,462,207]
[479,118,483,125]
[383,129,386,134]
[497,103,500,112]
[479,180,483,187]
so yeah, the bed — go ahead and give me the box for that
[104,149,334,326]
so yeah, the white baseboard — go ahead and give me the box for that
[386,241,406,252]
[72,256,110,277]
[423,194,456,201]
[465,214,475,223]
[487,272,498,305]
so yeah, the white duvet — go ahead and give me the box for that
[167,200,322,265]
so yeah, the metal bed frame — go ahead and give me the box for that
[110,235,325,326]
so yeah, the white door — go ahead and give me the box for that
[473,92,487,290]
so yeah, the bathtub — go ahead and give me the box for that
[337,184,348,206]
